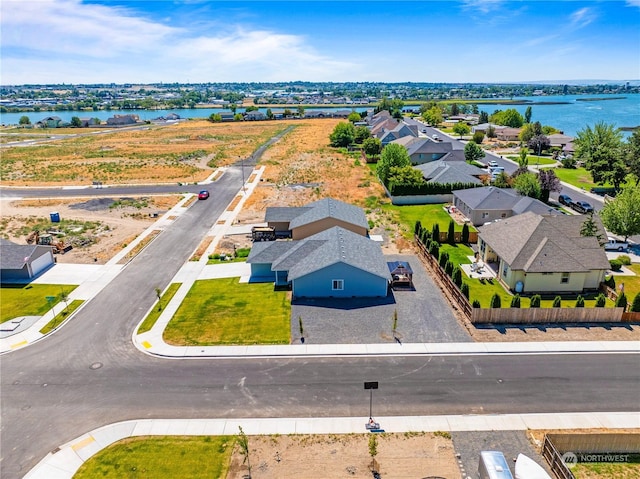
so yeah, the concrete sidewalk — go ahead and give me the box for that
[24,412,640,479]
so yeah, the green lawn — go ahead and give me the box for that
[572,462,640,479]
[137,283,182,334]
[40,299,84,334]
[382,203,475,239]
[547,167,605,190]
[507,155,558,166]
[73,436,233,479]
[1,284,77,323]
[163,277,291,345]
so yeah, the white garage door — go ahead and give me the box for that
[30,251,53,276]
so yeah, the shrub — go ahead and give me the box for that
[445,260,454,276]
[389,181,483,197]
[530,295,541,308]
[447,219,455,244]
[461,282,469,299]
[432,223,440,242]
[510,294,521,308]
[452,267,462,287]
[429,240,439,258]
[575,295,585,308]
[472,131,485,144]
[235,247,251,258]
[561,156,577,169]
[461,223,469,244]
[552,296,562,308]
[630,292,640,312]
[472,299,481,308]
[615,292,627,310]
[609,259,622,271]
[439,251,449,268]
[605,276,616,289]
[414,221,422,236]
[617,255,632,266]
[595,294,606,308]
[490,293,501,308]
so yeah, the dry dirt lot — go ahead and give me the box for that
[226,432,460,479]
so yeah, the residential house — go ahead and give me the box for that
[244,111,266,121]
[265,198,369,240]
[79,117,100,127]
[0,239,54,281]
[370,118,399,137]
[452,186,561,226]
[35,116,64,128]
[378,122,418,146]
[471,123,507,134]
[106,114,139,126]
[415,160,485,186]
[392,137,453,164]
[247,226,389,298]
[477,212,610,293]
[495,127,521,141]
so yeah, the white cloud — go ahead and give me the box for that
[569,7,597,29]
[626,0,640,8]
[461,0,505,14]
[0,0,358,83]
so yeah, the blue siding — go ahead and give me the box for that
[293,262,388,298]
[250,263,275,281]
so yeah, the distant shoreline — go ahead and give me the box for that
[575,96,627,102]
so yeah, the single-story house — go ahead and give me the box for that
[453,186,561,226]
[106,114,139,126]
[477,212,610,293]
[415,160,485,185]
[245,111,266,121]
[377,122,418,145]
[370,118,399,137]
[265,198,369,240]
[471,123,507,134]
[79,117,101,127]
[247,226,390,298]
[495,127,521,141]
[548,133,574,149]
[392,137,453,165]
[35,116,64,128]
[0,239,55,281]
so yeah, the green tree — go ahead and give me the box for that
[362,137,382,157]
[70,116,82,127]
[377,143,411,184]
[422,106,443,127]
[472,299,481,308]
[461,223,469,244]
[537,169,562,203]
[575,295,585,308]
[513,172,541,199]
[530,295,541,308]
[553,296,562,308]
[453,122,470,138]
[432,223,440,243]
[625,129,640,185]
[453,266,462,287]
[630,292,640,312]
[229,104,237,114]
[450,103,460,116]
[329,122,356,147]
[490,293,501,308]
[574,122,626,189]
[527,135,550,155]
[464,141,484,164]
[486,125,496,138]
[444,260,454,276]
[579,211,606,245]
[19,115,31,125]
[490,108,524,128]
[245,105,259,112]
[438,250,449,268]
[472,131,485,144]
[518,148,529,168]
[461,282,470,299]
[510,294,521,308]
[387,166,425,188]
[237,426,252,477]
[599,185,640,241]
[524,106,532,124]
[595,294,607,308]
[479,111,489,124]
[233,113,244,121]
[354,125,371,144]
[266,108,274,120]
[493,172,510,188]
[348,111,362,123]
[447,219,455,244]
[519,123,535,143]
[208,113,222,123]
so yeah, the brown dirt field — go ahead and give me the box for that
[1,120,289,186]
[0,195,182,264]
[227,432,459,479]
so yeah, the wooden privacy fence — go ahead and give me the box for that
[471,307,625,324]
[415,236,472,318]
[547,433,640,454]
[542,436,575,479]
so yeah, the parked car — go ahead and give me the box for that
[558,194,572,206]
[487,160,499,168]
[571,200,594,213]
[604,237,629,252]
[198,190,210,200]
[432,134,440,141]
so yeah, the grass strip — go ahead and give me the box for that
[39,299,84,334]
[1,284,77,323]
[137,283,182,334]
[73,435,233,479]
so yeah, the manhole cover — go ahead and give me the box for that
[90,362,103,370]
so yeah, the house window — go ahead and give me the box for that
[501,213,507,218]
[482,212,489,218]
[332,279,344,291]
[561,272,570,284]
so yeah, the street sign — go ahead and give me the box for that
[364,381,378,390]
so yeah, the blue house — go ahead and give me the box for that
[247,227,390,298]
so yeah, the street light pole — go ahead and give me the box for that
[364,381,378,420]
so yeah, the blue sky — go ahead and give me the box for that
[1,0,639,85]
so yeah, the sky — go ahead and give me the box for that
[1,0,639,85]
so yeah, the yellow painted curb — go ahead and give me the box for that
[11,340,27,349]
[71,436,95,451]
[142,341,152,349]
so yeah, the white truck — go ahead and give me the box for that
[604,237,629,252]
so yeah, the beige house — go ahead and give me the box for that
[265,198,368,240]
[477,212,610,294]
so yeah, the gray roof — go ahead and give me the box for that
[265,206,311,223]
[478,212,610,273]
[453,187,561,216]
[287,227,390,280]
[0,241,39,269]
[248,227,389,281]
[416,161,484,184]
[396,138,453,157]
[288,198,368,230]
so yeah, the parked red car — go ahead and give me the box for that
[198,190,210,200]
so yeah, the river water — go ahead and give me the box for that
[1,93,638,137]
